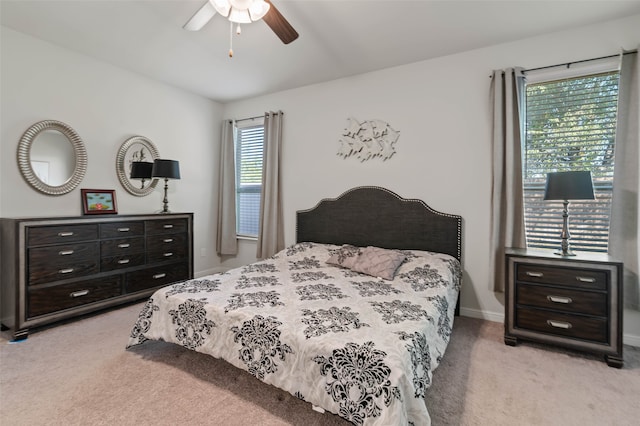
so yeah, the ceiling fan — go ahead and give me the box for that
[184,0,299,46]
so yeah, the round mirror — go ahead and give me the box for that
[17,120,87,195]
[116,136,160,196]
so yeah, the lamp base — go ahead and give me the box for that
[554,249,577,257]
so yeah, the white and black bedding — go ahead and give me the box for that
[127,187,463,426]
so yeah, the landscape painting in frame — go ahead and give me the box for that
[81,189,118,215]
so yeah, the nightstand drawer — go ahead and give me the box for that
[516,307,608,343]
[517,264,607,291]
[517,283,607,316]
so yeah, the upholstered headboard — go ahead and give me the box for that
[295,186,462,262]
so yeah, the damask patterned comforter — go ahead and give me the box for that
[127,242,461,426]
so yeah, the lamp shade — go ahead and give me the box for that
[544,171,595,201]
[152,159,181,180]
[130,161,153,179]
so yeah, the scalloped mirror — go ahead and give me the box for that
[17,120,87,195]
[116,136,160,196]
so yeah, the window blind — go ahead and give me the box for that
[523,71,619,252]
[235,124,264,237]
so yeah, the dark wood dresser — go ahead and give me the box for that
[505,248,623,368]
[1,213,193,340]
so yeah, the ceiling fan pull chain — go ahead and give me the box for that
[228,21,233,58]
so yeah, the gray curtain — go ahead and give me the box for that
[216,119,238,256]
[490,68,527,292]
[609,50,639,310]
[256,111,285,259]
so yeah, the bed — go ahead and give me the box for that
[127,186,463,425]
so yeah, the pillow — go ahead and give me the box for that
[326,244,363,269]
[351,246,406,280]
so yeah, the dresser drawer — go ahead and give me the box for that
[101,237,145,257]
[125,262,189,293]
[145,218,188,235]
[516,283,608,317]
[516,264,607,291]
[101,253,146,272]
[28,242,100,285]
[27,224,98,246]
[28,276,122,317]
[516,307,608,343]
[146,232,187,248]
[100,221,144,238]
[146,233,187,264]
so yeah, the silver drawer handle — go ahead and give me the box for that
[576,276,596,283]
[163,238,174,243]
[163,224,174,229]
[58,250,74,256]
[547,295,572,304]
[59,268,74,274]
[118,227,130,232]
[70,290,89,298]
[117,259,130,264]
[118,243,130,248]
[153,273,166,279]
[58,232,74,237]
[525,271,544,278]
[163,252,174,257]
[547,320,572,329]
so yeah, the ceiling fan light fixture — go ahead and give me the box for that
[211,0,270,23]
[210,0,231,17]
[228,8,252,24]
[249,1,270,21]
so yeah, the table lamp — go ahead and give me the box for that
[543,170,595,256]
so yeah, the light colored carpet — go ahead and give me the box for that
[1,302,638,425]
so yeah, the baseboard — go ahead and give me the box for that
[195,267,227,278]
[624,334,640,347]
[459,308,640,348]
[459,307,504,323]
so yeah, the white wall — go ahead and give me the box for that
[0,27,223,277]
[1,14,638,346]
[221,15,640,345]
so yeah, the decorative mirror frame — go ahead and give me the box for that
[17,120,88,195]
[116,136,160,196]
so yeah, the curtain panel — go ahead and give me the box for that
[216,119,238,256]
[609,50,639,309]
[489,68,527,292]
[256,111,285,259]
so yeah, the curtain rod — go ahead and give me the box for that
[232,111,285,124]
[524,49,637,73]
[235,114,264,123]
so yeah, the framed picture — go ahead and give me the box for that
[81,189,118,215]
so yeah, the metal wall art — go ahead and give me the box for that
[338,117,400,162]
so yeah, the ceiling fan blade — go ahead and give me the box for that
[183,1,217,31]
[262,0,299,44]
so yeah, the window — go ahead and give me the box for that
[235,122,264,237]
[523,68,619,253]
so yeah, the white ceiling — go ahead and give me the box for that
[2,0,640,103]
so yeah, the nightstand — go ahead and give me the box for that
[504,248,623,368]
